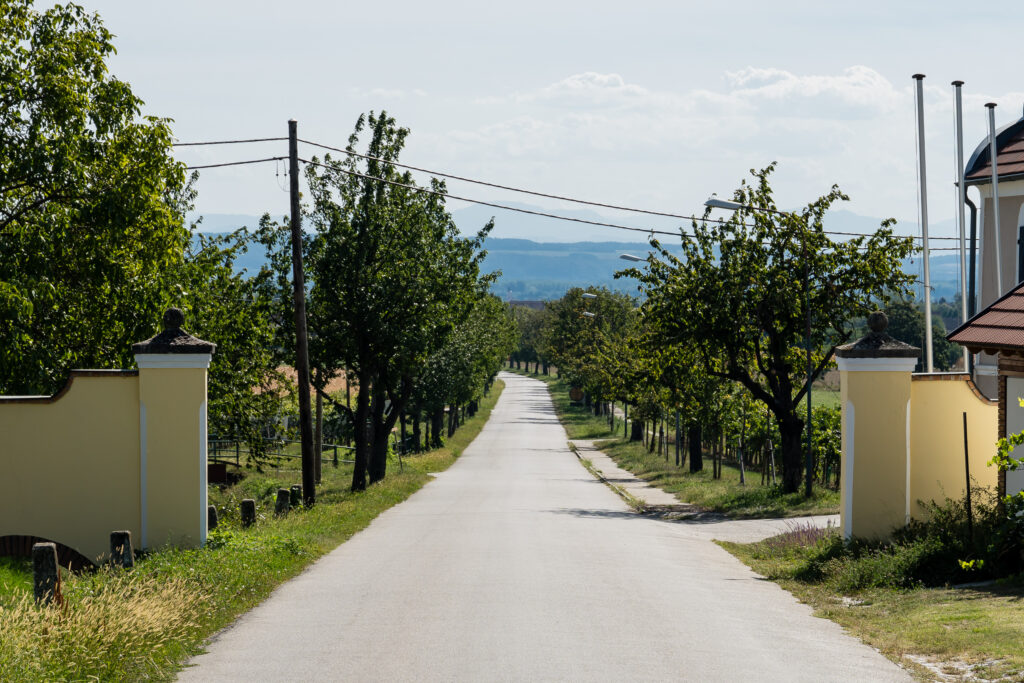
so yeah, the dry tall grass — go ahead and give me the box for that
[0,571,205,681]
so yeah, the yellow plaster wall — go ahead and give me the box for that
[0,373,141,564]
[841,368,910,539]
[0,359,210,564]
[139,367,206,549]
[909,376,998,515]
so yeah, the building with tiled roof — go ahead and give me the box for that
[962,105,1024,397]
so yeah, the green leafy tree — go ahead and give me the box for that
[304,111,490,491]
[1,1,191,393]
[885,298,960,371]
[539,287,634,407]
[414,294,517,444]
[627,164,916,493]
[180,229,287,466]
[511,306,546,371]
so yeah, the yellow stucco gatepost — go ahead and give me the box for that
[836,311,920,541]
[132,308,216,551]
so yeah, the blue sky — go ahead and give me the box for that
[72,0,1024,240]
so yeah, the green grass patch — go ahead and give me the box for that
[0,380,504,682]
[811,386,841,409]
[721,519,1024,681]
[510,365,839,518]
[601,439,839,518]
[0,557,32,601]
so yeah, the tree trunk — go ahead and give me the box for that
[314,390,323,484]
[447,404,457,437]
[369,428,389,484]
[350,371,372,492]
[411,409,421,452]
[779,416,804,494]
[688,424,703,472]
[368,383,388,484]
[630,417,643,442]
[648,420,657,453]
[431,409,444,448]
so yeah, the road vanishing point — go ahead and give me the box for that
[178,372,910,682]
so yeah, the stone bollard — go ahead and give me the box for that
[32,542,61,605]
[275,488,290,516]
[240,498,256,528]
[208,505,218,531]
[290,485,302,509]
[110,530,135,569]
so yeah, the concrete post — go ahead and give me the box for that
[110,530,134,568]
[240,499,256,528]
[290,485,302,508]
[836,312,920,540]
[32,542,61,605]
[275,489,291,516]
[132,308,215,551]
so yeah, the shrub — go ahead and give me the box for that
[775,488,1024,593]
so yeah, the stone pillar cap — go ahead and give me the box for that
[835,311,920,359]
[132,308,216,355]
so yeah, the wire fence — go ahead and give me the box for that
[208,438,355,467]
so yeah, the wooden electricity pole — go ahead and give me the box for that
[289,119,315,507]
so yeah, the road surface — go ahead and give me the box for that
[178,372,909,682]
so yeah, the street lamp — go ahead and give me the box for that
[703,197,744,211]
[582,311,597,318]
[582,293,598,299]
[619,253,644,262]
[704,197,815,497]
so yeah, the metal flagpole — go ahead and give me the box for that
[913,74,934,372]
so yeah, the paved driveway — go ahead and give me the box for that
[178,372,909,682]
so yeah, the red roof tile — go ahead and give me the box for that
[948,282,1024,353]
[966,126,1024,181]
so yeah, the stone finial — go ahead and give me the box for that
[163,307,185,330]
[132,307,216,355]
[867,311,888,333]
[836,310,920,359]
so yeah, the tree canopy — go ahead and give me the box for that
[624,164,916,492]
[1,0,190,393]
[302,111,498,491]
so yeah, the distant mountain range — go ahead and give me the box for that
[188,204,967,302]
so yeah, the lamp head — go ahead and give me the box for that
[704,197,744,211]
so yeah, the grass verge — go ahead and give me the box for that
[0,380,504,682]
[721,523,1024,682]
[507,366,838,518]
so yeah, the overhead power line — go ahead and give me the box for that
[299,157,684,238]
[175,134,965,245]
[298,157,957,254]
[174,137,287,147]
[185,157,285,170]
[297,137,960,243]
[298,138,716,224]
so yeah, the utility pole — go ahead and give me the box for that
[289,119,316,507]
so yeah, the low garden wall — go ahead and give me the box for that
[0,309,213,565]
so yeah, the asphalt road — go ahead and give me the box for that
[178,372,910,682]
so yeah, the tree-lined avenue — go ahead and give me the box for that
[177,372,909,682]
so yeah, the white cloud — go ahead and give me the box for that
[421,69,1024,231]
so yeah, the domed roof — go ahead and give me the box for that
[964,106,1024,186]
